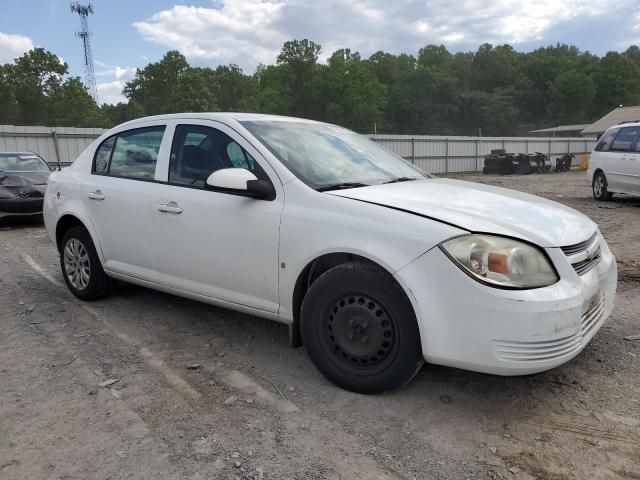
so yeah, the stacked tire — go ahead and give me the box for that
[483,150,516,175]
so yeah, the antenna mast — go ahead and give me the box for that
[70,2,98,103]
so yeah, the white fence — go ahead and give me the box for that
[369,135,596,173]
[0,125,596,174]
[0,125,105,167]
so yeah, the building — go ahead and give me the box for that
[528,124,590,137]
[581,106,640,138]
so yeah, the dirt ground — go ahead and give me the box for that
[0,171,639,480]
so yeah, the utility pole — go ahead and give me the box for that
[70,2,98,103]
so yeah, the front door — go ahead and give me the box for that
[152,121,283,313]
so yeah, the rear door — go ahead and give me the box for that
[83,124,169,279]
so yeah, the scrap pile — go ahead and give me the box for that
[483,150,574,175]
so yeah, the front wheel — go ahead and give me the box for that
[593,172,613,201]
[60,226,111,300]
[300,262,424,394]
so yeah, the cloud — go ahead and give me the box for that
[133,0,640,72]
[96,64,137,80]
[94,59,137,104]
[134,1,287,71]
[0,32,34,64]
[97,80,127,105]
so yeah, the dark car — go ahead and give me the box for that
[0,152,52,219]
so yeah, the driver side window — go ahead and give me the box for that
[169,124,261,188]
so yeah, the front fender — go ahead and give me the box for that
[277,187,465,321]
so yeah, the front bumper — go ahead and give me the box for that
[396,232,617,375]
[0,198,44,217]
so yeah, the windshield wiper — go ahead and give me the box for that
[316,182,370,192]
[382,176,420,184]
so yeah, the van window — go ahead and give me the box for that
[610,126,640,152]
[595,128,619,152]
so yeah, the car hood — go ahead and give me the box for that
[0,171,50,186]
[328,178,596,247]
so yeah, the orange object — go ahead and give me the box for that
[488,253,508,274]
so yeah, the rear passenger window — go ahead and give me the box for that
[595,128,619,152]
[610,127,640,152]
[108,127,165,180]
[93,136,115,175]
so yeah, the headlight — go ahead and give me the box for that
[440,234,559,289]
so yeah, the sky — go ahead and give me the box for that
[1,0,639,105]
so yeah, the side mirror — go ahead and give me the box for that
[205,168,275,200]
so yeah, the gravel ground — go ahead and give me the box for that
[1,171,639,480]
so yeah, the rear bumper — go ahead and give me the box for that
[0,198,44,217]
[396,235,617,376]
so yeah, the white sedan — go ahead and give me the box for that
[43,113,617,393]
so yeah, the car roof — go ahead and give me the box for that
[116,112,323,129]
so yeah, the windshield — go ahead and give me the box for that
[241,121,427,189]
[0,153,51,172]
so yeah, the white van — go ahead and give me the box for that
[588,122,640,200]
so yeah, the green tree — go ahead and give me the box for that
[593,52,640,116]
[548,70,596,124]
[10,48,67,124]
[173,68,218,112]
[320,49,387,132]
[124,50,191,115]
[210,65,259,111]
[276,39,322,118]
[0,64,19,124]
[48,77,106,126]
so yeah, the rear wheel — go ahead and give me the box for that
[593,171,613,201]
[60,226,111,300]
[300,262,423,394]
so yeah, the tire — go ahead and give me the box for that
[592,171,613,201]
[300,262,424,394]
[60,226,111,300]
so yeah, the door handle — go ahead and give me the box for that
[88,190,105,201]
[158,202,183,214]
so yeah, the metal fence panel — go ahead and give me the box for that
[370,135,596,174]
[1,126,595,174]
[0,125,106,167]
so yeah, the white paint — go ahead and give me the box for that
[42,112,618,383]
[587,122,640,195]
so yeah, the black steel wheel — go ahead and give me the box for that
[324,293,398,375]
[301,262,424,394]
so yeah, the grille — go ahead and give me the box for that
[494,334,582,362]
[572,248,601,275]
[561,233,597,256]
[581,293,605,340]
[561,232,601,276]
[494,292,606,363]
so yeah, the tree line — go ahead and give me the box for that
[2,40,640,135]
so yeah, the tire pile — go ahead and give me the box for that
[483,150,574,175]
